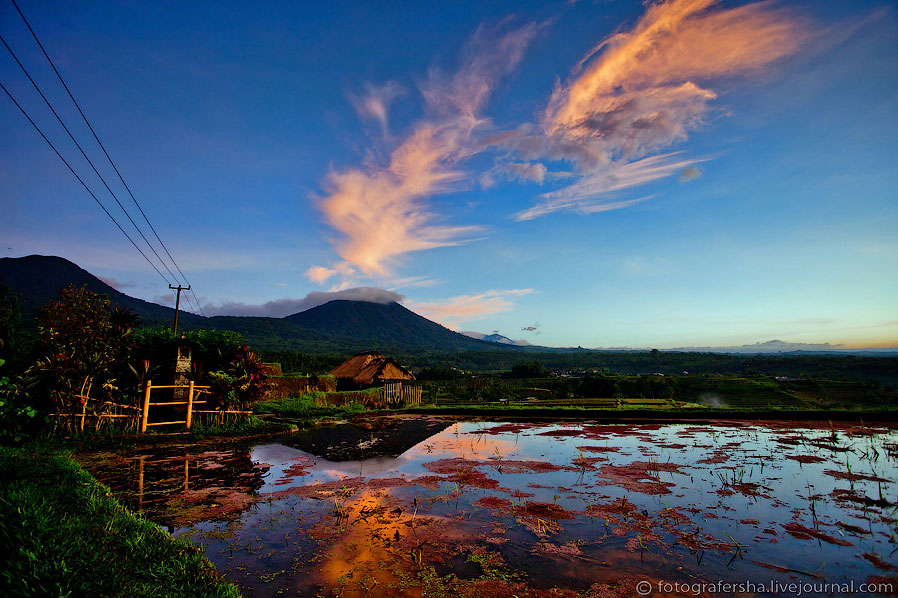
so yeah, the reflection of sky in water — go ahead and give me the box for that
[249,421,897,594]
[78,420,898,597]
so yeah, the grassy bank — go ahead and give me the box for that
[418,374,897,410]
[0,446,243,598]
[254,391,367,421]
[400,404,898,422]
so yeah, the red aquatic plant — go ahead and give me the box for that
[781,522,852,546]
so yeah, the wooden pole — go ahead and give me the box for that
[168,284,190,335]
[79,378,90,432]
[141,381,152,433]
[185,381,194,429]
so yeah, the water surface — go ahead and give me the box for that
[78,417,898,597]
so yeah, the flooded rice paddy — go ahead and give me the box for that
[77,418,898,597]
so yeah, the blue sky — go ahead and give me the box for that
[1,0,896,348]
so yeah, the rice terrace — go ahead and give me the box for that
[74,417,898,597]
[2,0,897,596]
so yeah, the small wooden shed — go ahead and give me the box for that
[329,351,415,390]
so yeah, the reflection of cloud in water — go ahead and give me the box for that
[252,442,413,491]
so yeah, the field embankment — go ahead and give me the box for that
[0,445,243,598]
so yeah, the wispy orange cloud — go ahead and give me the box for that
[544,0,807,141]
[313,1,813,278]
[514,0,812,218]
[320,123,480,276]
[305,265,338,284]
[305,261,357,286]
[350,81,405,134]
[317,22,540,277]
[409,289,535,328]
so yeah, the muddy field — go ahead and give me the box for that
[77,417,898,597]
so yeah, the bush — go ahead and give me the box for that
[502,361,547,379]
[0,359,39,444]
[207,346,271,409]
[21,285,137,422]
[416,365,466,380]
[0,285,34,371]
[131,327,245,379]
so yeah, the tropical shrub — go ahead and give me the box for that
[23,285,136,420]
[0,358,39,443]
[206,346,270,410]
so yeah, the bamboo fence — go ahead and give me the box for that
[49,381,253,434]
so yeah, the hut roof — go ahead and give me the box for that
[329,351,415,386]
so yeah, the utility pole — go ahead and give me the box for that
[169,284,190,335]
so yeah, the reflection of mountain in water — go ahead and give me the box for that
[281,417,453,461]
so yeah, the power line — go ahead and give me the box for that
[9,0,207,317]
[9,0,205,317]
[0,79,172,284]
[0,32,178,286]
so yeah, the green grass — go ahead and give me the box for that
[41,416,296,452]
[178,415,295,439]
[403,403,898,417]
[0,445,242,598]
[253,392,366,421]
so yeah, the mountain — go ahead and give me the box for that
[461,331,530,346]
[0,255,203,328]
[666,339,898,355]
[0,255,507,353]
[285,300,493,351]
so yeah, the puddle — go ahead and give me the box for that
[77,417,898,597]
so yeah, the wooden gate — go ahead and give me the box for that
[140,381,209,433]
[382,381,423,406]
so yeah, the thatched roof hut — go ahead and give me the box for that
[329,351,415,388]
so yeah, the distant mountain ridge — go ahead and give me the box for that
[285,300,488,351]
[4,255,889,357]
[0,255,510,353]
[461,331,530,346]
[665,339,898,355]
[0,255,203,328]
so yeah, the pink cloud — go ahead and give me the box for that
[305,265,338,284]
[317,21,540,276]
[511,0,812,218]
[409,289,535,328]
[543,0,809,149]
[350,81,405,134]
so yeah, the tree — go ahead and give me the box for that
[0,285,34,370]
[0,357,38,443]
[227,345,271,407]
[25,285,137,416]
[416,365,466,380]
[503,361,547,379]
[131,327,244,377]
